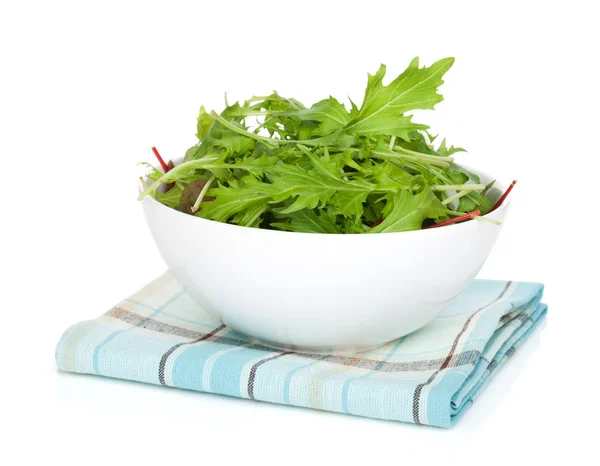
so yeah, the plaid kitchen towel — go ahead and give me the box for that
[56,272,547,427]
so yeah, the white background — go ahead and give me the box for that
[1,1,598,464]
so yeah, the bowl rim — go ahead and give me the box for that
[140,163,511,238]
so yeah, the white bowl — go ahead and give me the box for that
[141,168,509,354]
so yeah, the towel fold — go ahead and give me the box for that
[56,272,546,427]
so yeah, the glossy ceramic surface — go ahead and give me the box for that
[141,169,510,354]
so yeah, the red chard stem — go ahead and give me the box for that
[424,210,481,229]
[152,146,170,173]
[491,180,517,212]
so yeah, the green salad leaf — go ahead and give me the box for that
[345,58,454,140]
[368,187,447,234]
[139,57,498,234]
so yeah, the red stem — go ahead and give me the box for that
[424,210,481,229]
[424,179,517,230]
[152,146,170,173]
[490,180,517,212]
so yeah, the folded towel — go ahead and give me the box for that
[56,272,546,427]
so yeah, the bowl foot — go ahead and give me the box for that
[246,335,391,356]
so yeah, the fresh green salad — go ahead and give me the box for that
[139,57,513,233]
